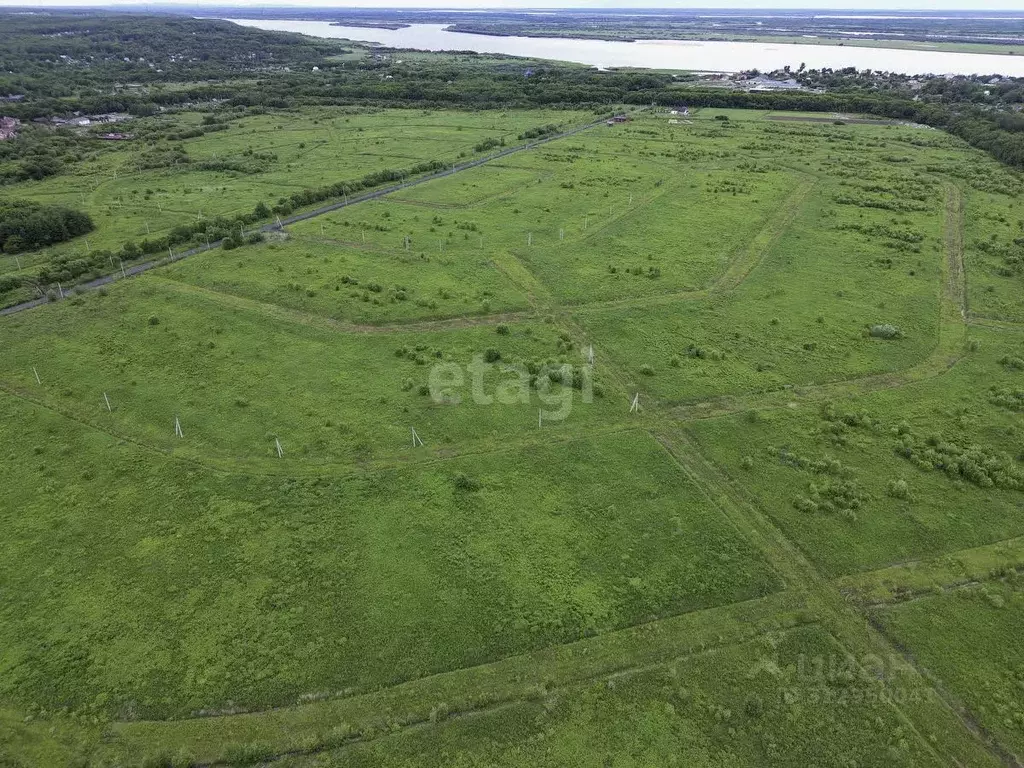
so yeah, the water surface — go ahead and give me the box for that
[224,19,1024,76]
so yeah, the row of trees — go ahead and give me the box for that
[270,159,448,216]
[0,156,452,299]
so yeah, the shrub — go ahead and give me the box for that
[495,324,510,335]
[484,348,501,363]
[224,742,274,766]
[453,473,481,491]
[999,354,1024,371]
[989,386,1024,412]
[147,315,160,326]
[639,364,655,376]
[744,695,764,719]
[894,431,1024,490]
[887,478,912,500]
[868,324,903,339]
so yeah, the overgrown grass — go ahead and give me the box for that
[0,393,779,722]
[687,325,1024,576]
[3,106,1024,766]
[874,581,1024,759]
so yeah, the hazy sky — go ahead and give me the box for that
[2,0,1023,9]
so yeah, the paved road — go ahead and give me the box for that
[0,112,633,318]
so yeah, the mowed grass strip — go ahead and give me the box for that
[273,625,950,768]
[0,394,779,721]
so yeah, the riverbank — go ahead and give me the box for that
[444,25,1023,57]
[225,19,1024,77]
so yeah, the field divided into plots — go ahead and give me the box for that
[2,107,1024,766]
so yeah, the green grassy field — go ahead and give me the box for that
[2,106,1024,766]
[874,582,1024,760]
[0,107,593,279]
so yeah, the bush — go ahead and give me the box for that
[224,742,274,766]
[473,137,502,153]
[895,431,1023,490]
[887,478,912,500]
[744,694,764,719]
[639,364,655,376]
[453,473,481,491]
[868,324,903,339]
[147,315,160,326]
[484,348,501,363]
[495,324,510,335]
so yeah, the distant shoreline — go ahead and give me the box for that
[328,21,410,31]
[263,17,1024,58]
[439,24,1024,57]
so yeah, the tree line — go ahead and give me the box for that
[0,200,93,253]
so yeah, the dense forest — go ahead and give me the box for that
[0,200,93,253]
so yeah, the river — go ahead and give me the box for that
[224,19,1024,77]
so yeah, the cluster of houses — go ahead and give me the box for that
[0,111,135,142]
[667,107,691,124]
[0,116,20,141]
[743,74,806,92]
[37,112,132,128]
[695,72,812,93]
